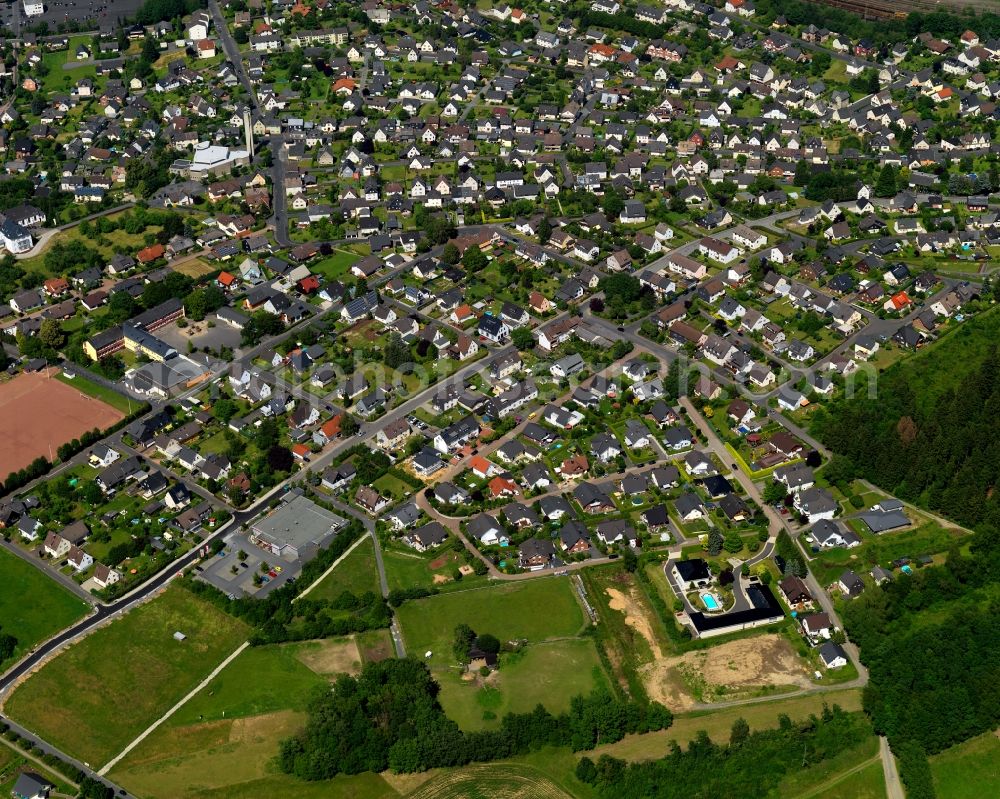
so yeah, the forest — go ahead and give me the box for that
[579,705,872,799]
[811,307,1000,531]
[813,307,1000,797]
[278,659,672,779]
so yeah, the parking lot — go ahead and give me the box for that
[196,532,301,598]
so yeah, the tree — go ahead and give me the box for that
[730,717,750,746]
[537,217,552,244]
[441,243,460,264]
[511,327,535,351]
[453,623,476,662]
[723,530,744,553]
[384,333,410,369]
[212,398,238,423]
[762,480,788,505]
[875,163,898,198]
[141,36,159,63]
[474,633,500,655]
[589,297,605,313]
[707,530,724,555]
[38,318,65,350]
[340,414,360,437]
[462,246,488,272]
[267,445,293,473]
[622,547,638,573]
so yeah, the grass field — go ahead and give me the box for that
[55,370,135,414]
[307,537,382,600]
[395,579,586,670]
[776,735,882,799]
[593,688,863,761]
[0,548,89,671]
[930,732,1000,799]
[438,639,608,731]
[5,585,249,768]
[108,636,395,799]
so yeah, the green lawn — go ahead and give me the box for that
[5,585,249,768]
[55,370,135,414]
[395,579,586,672]
[371,472,416,502]
[437,638,609,731]
[383,548,487,594]
[307,537,381,600]
[809,521,967,586]
[0,548,89,671]
[931,732,1000,799]
[311,250,361,280]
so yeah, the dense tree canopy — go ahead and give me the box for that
[279,659,671,780]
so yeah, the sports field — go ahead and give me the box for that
[0,368,123,479]
[3,585,249,768]
[0,548,89,671]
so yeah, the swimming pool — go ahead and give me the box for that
[901,564,913,574]
[701,593,721,611]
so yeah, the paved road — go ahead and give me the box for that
[209,0,255,105]
[679,396,867,681]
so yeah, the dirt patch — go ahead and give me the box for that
[429,555,449,569]
[606,587,664,660]
[292,638,362,676]
[642,633,812,711]
[0,368,123,477]
[361,637,393,664]
[432,573,451,584]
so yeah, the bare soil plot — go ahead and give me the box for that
[0,368,123,477]
[293,638,363,676]
[643,633,812,710]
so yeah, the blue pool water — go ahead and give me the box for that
[701,593,720,610]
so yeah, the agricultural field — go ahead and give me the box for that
[0,548,89,671]
[930,732,1000,799]
[108,634,395,799]
[401,762,576,799]
[4,585,249,768]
